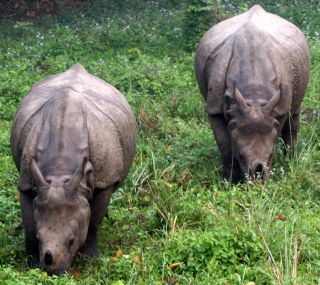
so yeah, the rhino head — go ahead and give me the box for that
[225,86,280,181]
[30,157,93,275]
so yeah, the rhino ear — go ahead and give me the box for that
[30,158,49,189]
[79,160,94,200]
[65,157,94,198]
[263,90,280,115]
[234,86,249,112]
[224,89,234,118]
[65,157,86,197]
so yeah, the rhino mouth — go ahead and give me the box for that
[43,259,71,276]
[45,267,66,276]
[41,252,71,276]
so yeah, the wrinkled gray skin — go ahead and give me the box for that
[195,5,310,182]
[10,64,137,274]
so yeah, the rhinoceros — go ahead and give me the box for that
[195,5,310,182]
[10,64,137,274]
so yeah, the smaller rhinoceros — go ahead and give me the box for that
[10,64,137,274]
[195,5,310,182]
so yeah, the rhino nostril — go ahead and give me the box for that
[44,250,53,266]
[255,163,264,174]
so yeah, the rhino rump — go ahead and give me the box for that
[10,64,137,191]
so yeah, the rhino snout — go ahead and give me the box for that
[41,248,69,275]
[44,250,53,266]
[252,161,264,175]
[248,161,269,180]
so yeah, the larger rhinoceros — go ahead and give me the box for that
[10,64,137,274]
[195,5,310,182]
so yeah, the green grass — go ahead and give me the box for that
[0,0,319,284]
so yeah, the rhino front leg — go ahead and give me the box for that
[281,112,300,156]
[19,190,39,267]
[208,114,242,183]
[80,186,113,256]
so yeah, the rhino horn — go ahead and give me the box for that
[263,90,280,115]
[30,158,49,191]
[234,86,249,112]
[64,157,87,197]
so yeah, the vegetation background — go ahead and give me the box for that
[0,0,319,284]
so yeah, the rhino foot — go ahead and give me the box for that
[222,155,243,184]
[80,229,99,257]
[80,243,99,257]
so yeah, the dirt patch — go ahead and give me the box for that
[0,0,84,20]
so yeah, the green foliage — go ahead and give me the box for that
[163,228,266,283]
[0,0,319,284]
[183,0,227,50]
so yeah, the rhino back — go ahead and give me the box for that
[195,5,310,115]
[11,64,136,190]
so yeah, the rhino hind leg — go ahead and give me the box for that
[208,114,243,183]
[19,191,40,268]
[80,186,113,256]
[281,113,300,156]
